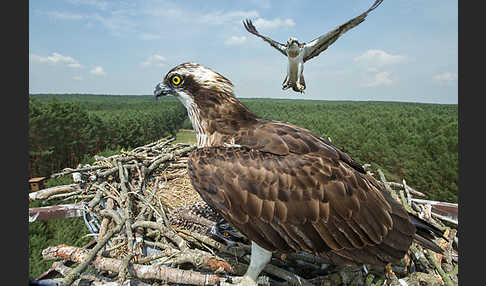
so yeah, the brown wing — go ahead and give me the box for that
[233,119,366,173]
[188,146,416,266]
[243,19,288,57]
[303,0,384,62]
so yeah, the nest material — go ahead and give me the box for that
[32,136,459,286]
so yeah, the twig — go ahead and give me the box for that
[51,166,107,178]
[51,261,115,284]
[29,184,80,202]
[55,212,127,285]
[98,199,114,241]
[87,191,103,209]
[177,212,217,229]
[387,182,426,197]
[425,249,454,286]
[402,179,412,206]
[377,169,400,201]
[157,247,232,273]
[176,229,231,254]
[131,220,188,251]
[134,179,159,221]
[146,145,196,174]
[399,190,415,214]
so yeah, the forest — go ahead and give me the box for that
[28,94,458,278]
[29,94,186,177]
[29,94,458,202]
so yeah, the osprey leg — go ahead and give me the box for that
[282,75,290,90]
[223,241,272,286]
[245,242,272,281]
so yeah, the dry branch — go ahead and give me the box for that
[132,220,188,251]
[377,169,400,202]
[42,245,223,285]
[29,184,80,202]
[60,212,127,285]
[388,181,426,197]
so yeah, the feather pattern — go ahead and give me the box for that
[188,147,415,265]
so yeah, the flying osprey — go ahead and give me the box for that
[243,0,384,93]
[154,62,443,286]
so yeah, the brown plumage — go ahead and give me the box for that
[154,62,443,268]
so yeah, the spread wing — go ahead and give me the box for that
[303,0,384,62]
[188,146,416,266]
[243,19,288,57]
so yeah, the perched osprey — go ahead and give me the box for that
[154,62,443,286]
[243,0,384,93]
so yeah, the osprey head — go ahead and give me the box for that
[287,37,299,47]
[154,62,256,146]
[154,62,234,108]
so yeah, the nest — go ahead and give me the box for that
[30,137,458,286]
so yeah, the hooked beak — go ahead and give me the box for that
[154,82,173,99]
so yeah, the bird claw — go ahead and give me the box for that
[283,82,305,93]
[384,262,398,281]
[295,82,305,93]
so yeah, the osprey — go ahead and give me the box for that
[243,0,383,93]
[154,62,443,286]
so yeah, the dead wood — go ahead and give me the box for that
[29,184,80,201]
[42,245,223,285]
[387,181,426,197]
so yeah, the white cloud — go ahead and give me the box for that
[355,49,406,67]
[72,76,83,81]
[362,71,393,87]
[141,54,166,68]
[252,17,295,30]
[224,36,247,46]
[41,8,136,36]
[144,8,259,27]
[143,7,185,18]
[90,66,106,76]
[30,52,82,68]
[433,72,457,83]
[198,10,259,25]
[43,5,261,38]
[91,13,137,36]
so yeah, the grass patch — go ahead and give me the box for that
[174,129,196,144]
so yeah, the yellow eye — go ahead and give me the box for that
[171,75,182,86]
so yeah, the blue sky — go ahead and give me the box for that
[29,0,457,104]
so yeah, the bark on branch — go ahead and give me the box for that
[42,245,223,285]
[29,184,80,202]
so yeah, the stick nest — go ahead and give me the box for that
[31,136,459,286]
